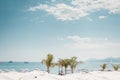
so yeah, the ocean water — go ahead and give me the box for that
[0,62,58,74]
[0,61,120,74]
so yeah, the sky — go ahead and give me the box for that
[0,0,120,62]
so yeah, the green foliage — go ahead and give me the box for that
[41,54,54,73]
[57,56,79,74]
[100,63,107,71]
[63,58,70,74]
[69,56,78,73]
[57,59,65,75]
[58,59,64,68]
[63,59,70,68]
[112,64,119,71]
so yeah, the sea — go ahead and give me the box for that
[0,61,120,74]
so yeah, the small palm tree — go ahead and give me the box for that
[58,59,64,75]
[41,54,54,73]
[100,63,107,71]
[63,59,70,74]
[69,56,78,73]
[112,64,119,71]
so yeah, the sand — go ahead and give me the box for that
[0,70,120,80]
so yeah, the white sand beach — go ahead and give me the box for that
[0,70,120,80]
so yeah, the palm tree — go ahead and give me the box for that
[69,56,78,73]
[58,59,64,75]
[63,59,70,74]
[41,54,54,73]
[112,64,119,71]
[100,63,107,71]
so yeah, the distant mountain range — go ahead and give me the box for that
[87,57,120,62]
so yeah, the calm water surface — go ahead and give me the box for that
[0,61,119,74]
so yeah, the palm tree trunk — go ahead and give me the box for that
[71,68,74,73]
[47,67,50,73]
[61,66,63,74]
[65,68,67,75]
[58,65,60,75]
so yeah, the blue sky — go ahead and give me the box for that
[0,0,120,61]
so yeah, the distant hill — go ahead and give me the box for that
[87,57,120,62]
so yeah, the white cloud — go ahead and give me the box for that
[28,0,120,21]
[71,0,120,14]
[98,16,107,19]
[28,5,49,11]
[29,3,87,21]
[51,0,56,2]
[65,35,120,49]
[67,36,91,43]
